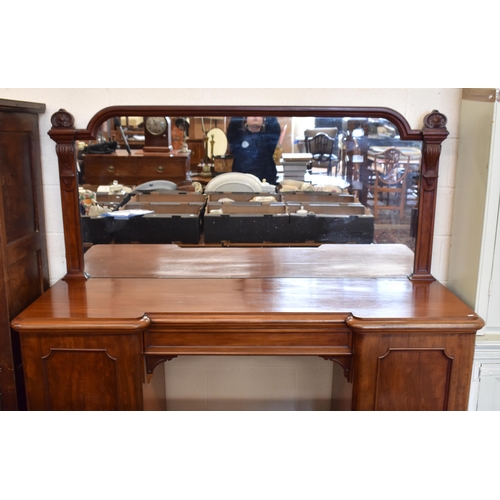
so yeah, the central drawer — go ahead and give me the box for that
[144,317,352,356]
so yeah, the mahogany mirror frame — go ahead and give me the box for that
[48,105,449,282]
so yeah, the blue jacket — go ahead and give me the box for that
[227,117,281,183]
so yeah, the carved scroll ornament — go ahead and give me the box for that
[50,109,75,129]
[423,110,448,129]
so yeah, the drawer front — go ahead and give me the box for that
[84,157,137,184]
[144,324,352,356]
[138,157,189,184]
[84,155,190,185]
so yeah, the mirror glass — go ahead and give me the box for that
[76,114,422,269]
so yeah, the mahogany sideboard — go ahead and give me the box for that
[11,244,484,410]
[9,104,485,411]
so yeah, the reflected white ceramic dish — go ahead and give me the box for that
[205,172,264,193]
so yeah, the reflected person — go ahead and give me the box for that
[226,116,281,184]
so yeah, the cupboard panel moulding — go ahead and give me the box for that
[42,348,120,411]
[374,348,453,411]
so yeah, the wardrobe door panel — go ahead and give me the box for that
[0,101,48,410]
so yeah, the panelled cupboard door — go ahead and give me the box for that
[0,101,49,410]
[351,331,476,410]
[20,332,145,411]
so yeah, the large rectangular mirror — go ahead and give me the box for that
[76,114,421,252]
[48,105,448,281]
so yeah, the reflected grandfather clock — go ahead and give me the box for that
[143,116,172,154]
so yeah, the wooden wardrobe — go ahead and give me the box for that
[0,98,49,410]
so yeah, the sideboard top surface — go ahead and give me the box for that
[12,245,482,332]
[83,243,415,279]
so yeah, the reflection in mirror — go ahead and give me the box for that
[206,127,228,159]
[76,114,421,257]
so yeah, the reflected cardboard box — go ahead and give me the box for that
[81,202,204,245]
[287,202,374,244]
[204,201,290,244]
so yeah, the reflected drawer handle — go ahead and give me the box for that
[157,166,165,173]
[107,166,115,172]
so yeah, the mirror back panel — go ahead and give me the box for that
[48,105,449,281]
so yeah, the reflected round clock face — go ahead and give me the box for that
[145,117,167,135]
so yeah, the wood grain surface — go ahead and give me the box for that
[11,244,484,411]
[83,243,415,279]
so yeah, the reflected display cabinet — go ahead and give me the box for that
[11,104,484,410]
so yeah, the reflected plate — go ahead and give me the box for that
[205,172,264,193]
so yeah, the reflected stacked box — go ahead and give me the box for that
[280,153,312,181]
[81,192,206,245]
[203,191,374,244]
[204,193,289,244]
[81,190,374,246]
[285,192,374,244]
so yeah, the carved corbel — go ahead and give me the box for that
[421,143,441,191]
[321,356,352,382]
[145,355,178,383]
[49,109,77,187]
[48,109,86,280]
[420,110,449,192]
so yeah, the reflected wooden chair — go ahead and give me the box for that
[368,147,410,219]
[304,127,338,141]
[305,132,339,176]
